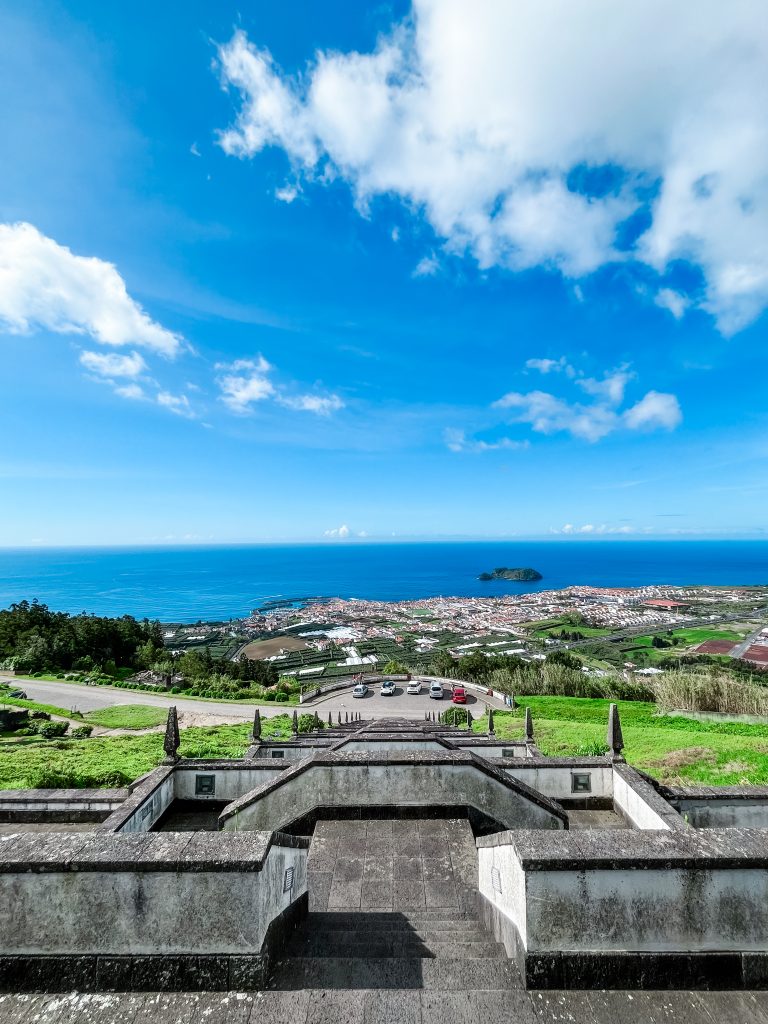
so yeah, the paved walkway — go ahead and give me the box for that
[308,818,478,913]
[4,985,768,1022]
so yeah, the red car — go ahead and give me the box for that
[451,686,467,704]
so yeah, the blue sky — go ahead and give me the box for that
[0,0,767,546]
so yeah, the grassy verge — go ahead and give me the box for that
[476,696,768,786]
[0,714,298,789]
[0,694,82,719]
[4,675,302,706]
[83,705,169,730]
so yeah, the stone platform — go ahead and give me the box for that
[4,988,768,1023]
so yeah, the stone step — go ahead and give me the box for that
[290,940,506,959]
[268,956,523,991]
[307,910,479,928]
[299,927,493,944]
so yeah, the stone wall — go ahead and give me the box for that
[477,828,768,988]
[669,786,768,829]
[219,752,567,833]
[0,830,309,991]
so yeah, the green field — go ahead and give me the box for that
[0,715,297,789]
[2,693,767,790]
[83,705,170,730]
[476,696,768,786]
[533,624,614,639]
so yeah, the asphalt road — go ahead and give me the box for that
[0,676,501,722]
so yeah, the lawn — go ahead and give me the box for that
[0,714,298,789]
[83,705,170,730]
[477,696,768,786]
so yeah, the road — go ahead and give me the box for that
[0,675,502,723]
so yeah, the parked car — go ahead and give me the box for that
[406,679,422,695]
[451,686,467,705]
[429,681,444,700]
[352,682,369,698]
[380,680,396,696]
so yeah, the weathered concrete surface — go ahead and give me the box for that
[0,831,308,959]
[3,988,768,1023]
[307,818,478,912]
[219,752,567,833]
[478,827,768,987]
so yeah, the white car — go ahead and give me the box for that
[429,682,444,700]
[352,682,369,698]
[406,680,422,695]
[380,680,397,696]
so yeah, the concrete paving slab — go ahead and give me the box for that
[305,990,364,1024]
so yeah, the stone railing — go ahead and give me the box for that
[0,829,309,992]
[477,828,768,989]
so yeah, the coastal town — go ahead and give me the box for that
[161,584,768,679]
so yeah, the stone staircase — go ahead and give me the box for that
[267,817,522,996]
[268,907,519,991]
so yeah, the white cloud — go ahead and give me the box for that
[525,357,572,375]
[215,355,343,416]
[157,391,196,418]
[217,358,275,413]
[412,253,440,278]
[0,222,181,355]
[324,524,351,538]
[79,350,147,378]
[655,288,690,320]
[444,428,529,453]
[576,368,634,406]
[217,5,768,332]
[279,393,344,415]
[552,523,638,535]
[114,384,145,401]
[493,363,681,442]
[623,390,682,431]
[275,184,299,203]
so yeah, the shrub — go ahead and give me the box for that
[273,691,289,703]
[574,741,610,756]
[36,721,69,739]
[29,711,50,721]
[69,725,93,739]
[441,707,469,727]
[297,713,323,733]
[263,692,275,701]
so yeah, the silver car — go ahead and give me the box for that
[352,682,369,698]
[429,682,444,699]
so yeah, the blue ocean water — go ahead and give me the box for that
[0,541,767,623]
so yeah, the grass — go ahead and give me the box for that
[478,696,768,786]
[0,714,298,789]
[0,693,82,719]
[83,705,170,730]
[533,624,614,639]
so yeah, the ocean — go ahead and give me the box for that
[0,541,766,623]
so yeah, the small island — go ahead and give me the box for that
[478,566,543,582]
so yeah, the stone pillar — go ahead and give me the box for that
[488,707,495,736]
[251,708,261,742]
[525,707,534,742]
[163,706,180,764]
[292,710,299,735]
[607,703,624,760]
